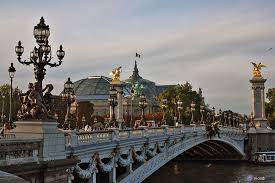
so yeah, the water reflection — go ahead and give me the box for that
[143,161,275,183]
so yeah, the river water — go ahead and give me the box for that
[143,161,275,183]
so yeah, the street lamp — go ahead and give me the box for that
[190,101,196,125]
[8,63,16,125]
[15,17,65,92]
[108,86,117,127]
[139,93,148,126]
[1,95,5,125]
[233,114,237,128]
[62,77,75,130]
[177,101,183,125]
[218,109,222,125]
[130,86,135,128]
[200,104,205,124]
[161,98,168,125]
[212,107,215,122]
[228,113,232,127]
[223,112,228,126]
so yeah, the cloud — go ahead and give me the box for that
[0,1,275,114]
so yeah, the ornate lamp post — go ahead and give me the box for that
[15,17,65,92]
[223,112,228,126]
[8,63,16,125]
[212,107,215,122]
[130,86,135,128]
[1,95,5,124]
[232,114,236,128]
[139,93,148,126]
[200,104,205,124]
[228,113,232,127]
[218,109,222,125]
[108,86,118,127]
[190,101,196,125]
[62,78,75,130]
[177,101,183,125]
[161,98,168,125]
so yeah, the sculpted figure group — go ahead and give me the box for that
[18,82,54,120]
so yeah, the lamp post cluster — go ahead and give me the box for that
[109,87,118,127]
[222,111,242,128]
[138,93,148,126]
[62,78,75,130]
[15,17,65,92]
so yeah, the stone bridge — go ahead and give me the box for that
[65,125,247,183]
[0,122,247,183]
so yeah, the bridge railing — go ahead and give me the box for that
[0,138,41,166]
[65,125,245,146]
[73,130,113,144]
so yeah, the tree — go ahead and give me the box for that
[158,82,204,125]
[266,88,275,128]
[0,84,21,124]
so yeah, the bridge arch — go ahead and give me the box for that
[120,135,245,183]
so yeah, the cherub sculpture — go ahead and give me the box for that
[251,62,266,77]
[110,66,122,81]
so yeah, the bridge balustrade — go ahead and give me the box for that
[0,139,41,166]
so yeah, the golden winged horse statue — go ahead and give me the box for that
[110,66,122,81]
[251,62,266,77]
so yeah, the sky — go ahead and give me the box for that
[0,0,275,114]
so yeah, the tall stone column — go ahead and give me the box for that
[111,80,125,129]
[250,76,270,131]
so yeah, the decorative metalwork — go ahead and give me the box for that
[15,17,65,120]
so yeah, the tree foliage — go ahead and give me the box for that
[266,88,275,128]
[0,84,21,124]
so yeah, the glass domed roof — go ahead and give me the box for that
[74,76,112,96]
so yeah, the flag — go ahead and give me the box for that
[136,53,141,58]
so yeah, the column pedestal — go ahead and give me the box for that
[250,76,272,132]
[111,81,125,129]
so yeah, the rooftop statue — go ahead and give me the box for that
[110,66,122,81]
[251,62,266,77]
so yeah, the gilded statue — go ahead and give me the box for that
[251,62,266,77]
[110,66,122,81]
